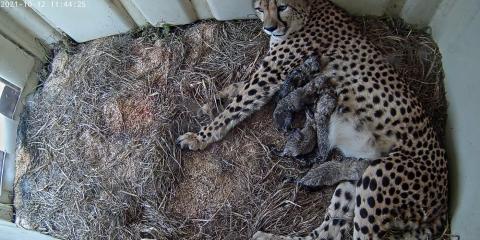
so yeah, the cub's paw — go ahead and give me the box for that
[252,231,276,240]
[176,132,207,151]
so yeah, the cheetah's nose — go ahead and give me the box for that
[264,26,278,32]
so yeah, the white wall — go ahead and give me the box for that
[401,0,443,26]
[0,35,35,89]
[429,0,480,239]
[0,0,418,45]
[0,35,33,205]
[28,0,136,43]
[0,220,56,240]
[0,113,18,204]
[0,8,49,61]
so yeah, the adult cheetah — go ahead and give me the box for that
[177,0,448,239]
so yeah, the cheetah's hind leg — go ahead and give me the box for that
[253,182,357,240]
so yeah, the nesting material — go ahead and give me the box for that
[15,17,447,239]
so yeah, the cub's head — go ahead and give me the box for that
[253,0,310,38]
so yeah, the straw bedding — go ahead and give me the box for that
[14,17,447,240]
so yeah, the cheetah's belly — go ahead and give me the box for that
[328,112,395,159]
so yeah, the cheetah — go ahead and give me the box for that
[177,0,448,239]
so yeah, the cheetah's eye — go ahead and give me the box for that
[278,5,288,11]
[255,7,264,13]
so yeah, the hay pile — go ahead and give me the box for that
[14,17,446,240]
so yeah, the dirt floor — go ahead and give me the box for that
[14,18,447,240]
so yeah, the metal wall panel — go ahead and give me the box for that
[206,0,256,20]
[0,220,57,239]
[0,0,428,46]
[401,0,443,26]
[0,10,48,61]
[0,113,18,204]
[192,0,214,20]
[1,1,62,44]
[28,0,136,43]
[0,34,35,89]
[117,0,148,26]
[0,114,16,155]
[132,0,197,26]
[429,0,480,238]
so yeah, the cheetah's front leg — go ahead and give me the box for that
[199,82,246,118]
[177,52,302,150]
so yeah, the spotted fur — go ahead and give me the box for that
[177,0,448,239]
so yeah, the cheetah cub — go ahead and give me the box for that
[177,0,448,239]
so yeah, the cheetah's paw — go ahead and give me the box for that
[176,132,207,151]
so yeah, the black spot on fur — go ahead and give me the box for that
[360,208,368,218]
[367,197,375,208]
[235,95,242,103]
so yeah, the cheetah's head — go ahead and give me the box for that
[253,0,310,39]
